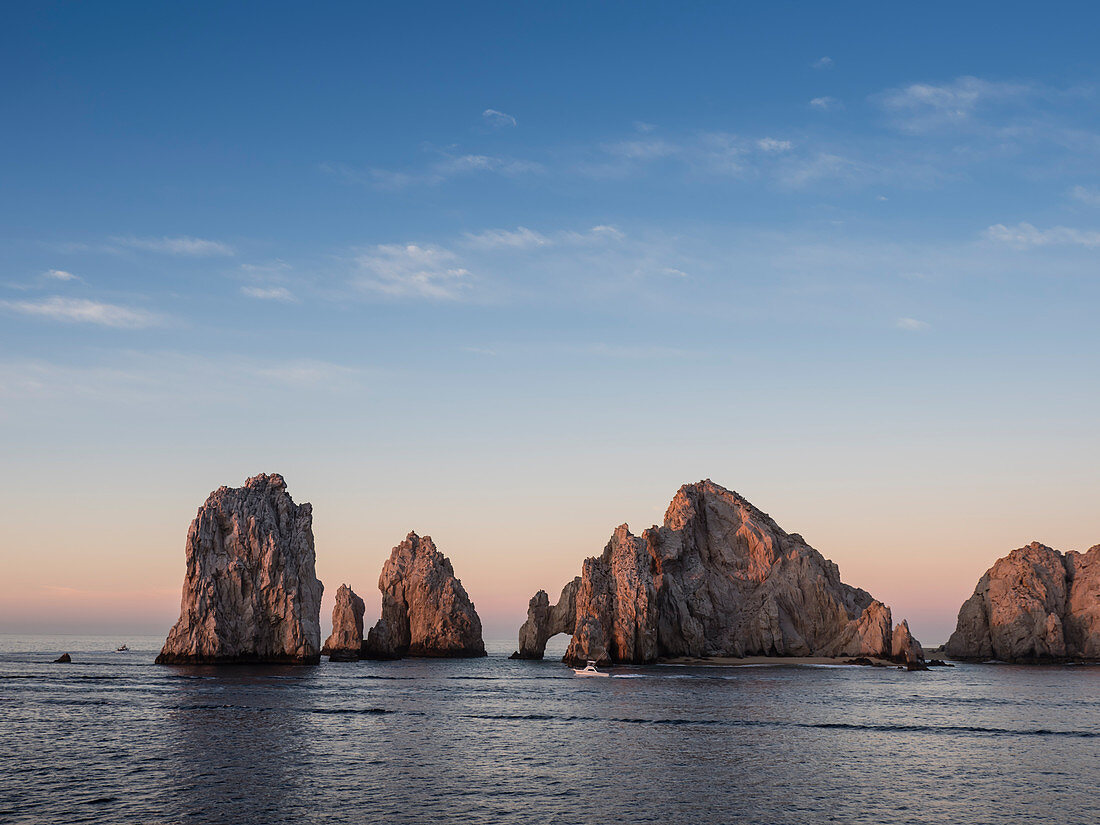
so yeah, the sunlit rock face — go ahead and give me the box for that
[946,542,1100,662]
[156,473,324,665]
[515,480,921,666]
[322,584,366,661]
[363,532,486,659]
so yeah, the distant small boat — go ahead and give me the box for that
[572,660,609,677]
[116,644,129,652]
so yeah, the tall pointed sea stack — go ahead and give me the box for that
[322,584,366,661]
[946,541,1100,662]
[363,532,486,659]
[156,473,324,665]
[514,480,922,665]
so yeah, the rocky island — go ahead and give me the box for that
[156,473,324,665]
[513,480,923,666]
[946,541,1100,662]
[362,532,486,659]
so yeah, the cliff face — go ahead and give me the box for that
[322,584,366,661]
[157,473,324,665]
[946,542,1100,662]
[515,480,921,665]
[363,532,486,659]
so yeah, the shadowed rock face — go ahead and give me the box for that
[363,532,486,659]
[946,542,1100,662]
[515,480,921,666]
[322,584,366,661]
[156,473,324,665]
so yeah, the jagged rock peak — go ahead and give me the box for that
[363,532,486,659]
[946,541,1100,662]
[322,584,366,661]
[515,480,922,667]
[156,473,324,665]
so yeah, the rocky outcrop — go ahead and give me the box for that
[53,653,71,663]
[511,578,581,660]
[363,532,486,659]
[946,541,1100,662]
[156,473,324,665]
[322,584,366,661]
[514,480,922,666]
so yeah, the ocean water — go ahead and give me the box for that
[1,635,1098,825]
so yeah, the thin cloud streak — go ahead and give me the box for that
[985,222,1100,248]
[0,296,162,329]
[111,235,235,256]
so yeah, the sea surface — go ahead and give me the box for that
[1,634,1098,825]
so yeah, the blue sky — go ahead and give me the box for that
[2,2,1099,642]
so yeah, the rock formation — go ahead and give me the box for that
[513,480,922,666]
[322,584,366,661]
[156,473,324,665]
[946,541,1100,662]
[53,653,71,663]
[363,532,486,659]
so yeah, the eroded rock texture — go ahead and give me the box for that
[363,532,486,659]
[514,480,921,666]
[946,541,1100,662]
[322,584,366,661]
[157,473,324,665]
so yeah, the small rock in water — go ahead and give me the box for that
[53,653,71,663]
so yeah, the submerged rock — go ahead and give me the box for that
[322,584,366,661]
[946,541,1100,662]
[156,473,324,665]
[363,532,486,659]
[516,480,922,666]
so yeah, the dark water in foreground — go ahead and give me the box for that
[2,635,1099,825]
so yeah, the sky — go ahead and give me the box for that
[2,2,1099,645]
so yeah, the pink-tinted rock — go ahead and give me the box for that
[947,541,1100,662]
[363,532,485,659]
[516,480,921,666]
[157,473,324,665]
[322,584,366,661]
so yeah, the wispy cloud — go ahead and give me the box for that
[482,108,517,127]
[463,226,552,250]
[878,76,1033,133]
[757,137,793,153]
[1070,185,1100,206]
[0,296,162,328]
[810,96,841,111]
[241,285,297,302]
[602,138,678,160]
[353,243,471,299]
[463,224,624,251]
[896,317,930,331]
[812,56,834,70]
[111,235,235,256]
[985,222,1100,248]
[0,354,365,404]
[255,359,360,385]
[323,152,543,190]
[44,269,82,282]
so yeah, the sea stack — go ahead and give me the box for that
[513,480,922,666]
[363,532,486,659]
[156,473,324,665]
[946,541,1100,662]
[322,584,366,661]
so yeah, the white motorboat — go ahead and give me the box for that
[572,660,610,677]
[116,644,129,652]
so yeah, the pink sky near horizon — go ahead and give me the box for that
[3,465,1097,646]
